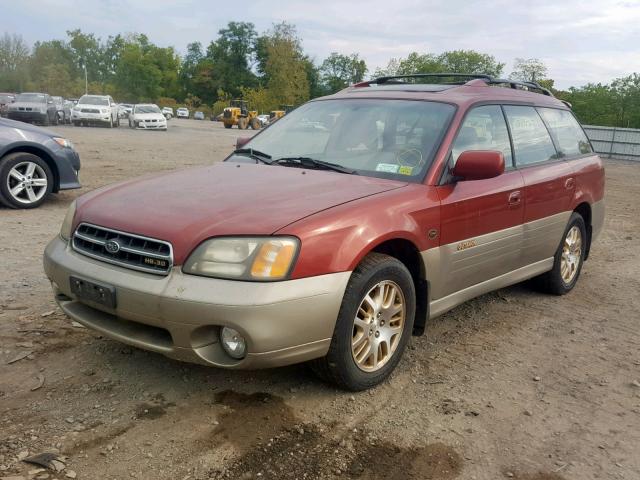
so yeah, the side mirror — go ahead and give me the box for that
[452,150,505,181]
[236,137,251,149]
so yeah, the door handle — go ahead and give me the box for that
[508,190,522,206]
[565,177,575,189]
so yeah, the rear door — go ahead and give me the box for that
[434,105,524,300]
[503,105,575,266]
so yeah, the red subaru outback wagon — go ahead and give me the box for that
[44,74,604,390]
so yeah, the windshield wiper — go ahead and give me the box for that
[233,148,273,164]
[273,157,356,174]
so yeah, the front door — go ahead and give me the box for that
[432,105,525,301]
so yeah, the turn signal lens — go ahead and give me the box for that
[250,240,297,279]
[59,201,76,241]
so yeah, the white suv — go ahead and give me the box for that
[72,95,119,127]
[176,107,189,119]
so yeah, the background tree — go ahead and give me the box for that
[510,58,548,82]
[0,33,29,91]
[320,52,367,93]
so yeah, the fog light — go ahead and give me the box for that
[220,327,246,359]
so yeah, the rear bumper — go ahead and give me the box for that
[43,236,350,369]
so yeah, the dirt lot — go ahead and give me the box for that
[1,119,639,480]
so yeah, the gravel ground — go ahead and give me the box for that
[0,119,639,480]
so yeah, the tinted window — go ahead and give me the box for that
[78,95,109,106]
[538,108,592,157]
[238,99,455,183]
[451,105,513,167]
[504,106,558,166]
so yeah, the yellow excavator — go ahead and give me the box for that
[269,104,294,123]
[222,99,260,130]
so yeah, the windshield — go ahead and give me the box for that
[79,95,109,106]
[230,99,455,182]
[16,93,46,103]
[135,105,161,114]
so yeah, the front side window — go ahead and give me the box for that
[504,106,558,166]
[232,99,455,182]
[538,108,592,157]
[451,105,513,167]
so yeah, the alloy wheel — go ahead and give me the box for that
[560,225,582,284]
[351,280,406,372]
[6,161,48,205]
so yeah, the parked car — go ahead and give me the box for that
[162,107,174,119]
[128,104,167,130]
[71,94,119,127]
[118,104,133,119]
[0,93,15,117]
[176,107,189,119]
[194,111,205,120]
[44,73,604,390]
[7,93,59,126]
[0,117,80,208]
[52,96,72,124]
[257,114,270,127]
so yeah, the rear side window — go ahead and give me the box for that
[504,106,558,166]
[451,105,513,167]
[538,108,592,157]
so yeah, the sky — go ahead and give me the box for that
[5,0,640,89]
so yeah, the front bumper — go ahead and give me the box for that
[135,120,167,130]
[7,111,47,123]
[44,236,350,369]
[72,112,111,124]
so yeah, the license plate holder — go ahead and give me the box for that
[70,276,117,309]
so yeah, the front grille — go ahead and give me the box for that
[223,110,231,118]
[81,108,100,113]
[72,223,173,275]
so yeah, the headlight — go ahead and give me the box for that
[60,201,77,241]
[183,237,299,281]
[52,137,74,149]
[101,108,108,114]
[40,107,47,114]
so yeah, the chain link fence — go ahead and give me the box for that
[583,125,640,161]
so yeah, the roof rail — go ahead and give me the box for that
[353,73,493,87]
[487,78,554,97]
[354,73,555,98]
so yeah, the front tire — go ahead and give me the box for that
[0,153,53,209]
[536,212,587,295]
[311,253,415,391]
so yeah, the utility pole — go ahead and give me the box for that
[83,62,88,94]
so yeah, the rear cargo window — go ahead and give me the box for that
[504,106,558,166]
[451,105,513,167]
[537,108,592,157]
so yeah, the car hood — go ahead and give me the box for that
[74,162,408,265]
[133,113,165,120]
[0,117,56,137]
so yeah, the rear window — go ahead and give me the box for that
[504,106,558,166]
[538,108,592,157]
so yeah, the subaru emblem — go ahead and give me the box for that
[105,239,121,254]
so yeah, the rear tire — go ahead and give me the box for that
[310,253,415,391]
[250,117,261,130]
[224,123,232,129]
[535,212,587,295]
